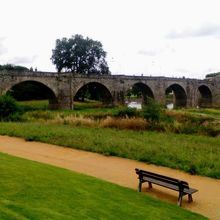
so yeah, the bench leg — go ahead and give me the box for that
[148,182,152,189]
[138,181,142,192]
[177,192,183,206]
[188,194,193,203]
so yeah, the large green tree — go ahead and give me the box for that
[0,64,29,71]
[51,34,110,74]
[206,72,220,78]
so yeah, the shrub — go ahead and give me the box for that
[0,95,21,121]
[113,107,138,118]
[142,98,161,122]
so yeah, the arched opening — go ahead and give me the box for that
[74,82,113,107]
[7,81,58,109]
[165,84,187,109]
[126,83,154,109]
[198,85,212,108]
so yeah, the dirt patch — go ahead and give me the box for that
[0,135,219,219]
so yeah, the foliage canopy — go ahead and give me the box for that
[0,64,29,72]
[205,72,220,78]
[51,34,110,74]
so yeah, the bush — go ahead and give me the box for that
[142,98,162,122]
[0,95,21,121]
[113,107,138,118]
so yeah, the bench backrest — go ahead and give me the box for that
[135,168,189,189]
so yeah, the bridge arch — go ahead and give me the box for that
[7,80,59,109]
[74,82,113,105]
[165,84,187,108]
[198,85,212,108]
[126,82,154,106]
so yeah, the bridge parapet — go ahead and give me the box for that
[0,70,219,109]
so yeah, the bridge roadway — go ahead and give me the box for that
[0,70,219,109]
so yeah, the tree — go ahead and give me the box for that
[0,64,29,71]
[206,72,220,78]
[51,34,110,74]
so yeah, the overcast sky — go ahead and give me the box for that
[1,0,220,79]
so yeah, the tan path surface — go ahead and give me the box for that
[0,135,219,220]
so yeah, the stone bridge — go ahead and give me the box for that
[0,70,220,109]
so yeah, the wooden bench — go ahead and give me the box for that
[135,168,198,206]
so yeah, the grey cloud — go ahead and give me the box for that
[8,55,37,65]
[166,24,220,39]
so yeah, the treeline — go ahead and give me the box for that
[0,64,29,71]
[206,72,220,78]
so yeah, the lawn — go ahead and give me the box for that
[0,153,206,220]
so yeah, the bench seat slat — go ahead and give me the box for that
[143,176,179,191]
[142,175,183,187]
[184,188,198,194]
[142,176,198,194]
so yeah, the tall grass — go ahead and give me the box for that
[21,108,220,136]
[101,117,147,130]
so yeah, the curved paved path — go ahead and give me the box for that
[0,135,219,220]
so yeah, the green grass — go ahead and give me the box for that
[186,108,220,119]
[0,153,206,220]
[17,100,118,117]
[0,122,219,179]
[17,100,49,111]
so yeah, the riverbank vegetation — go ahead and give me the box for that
[17,99,220,137]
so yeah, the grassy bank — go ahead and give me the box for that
[0,153,206,220]
[0,122,219,179]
